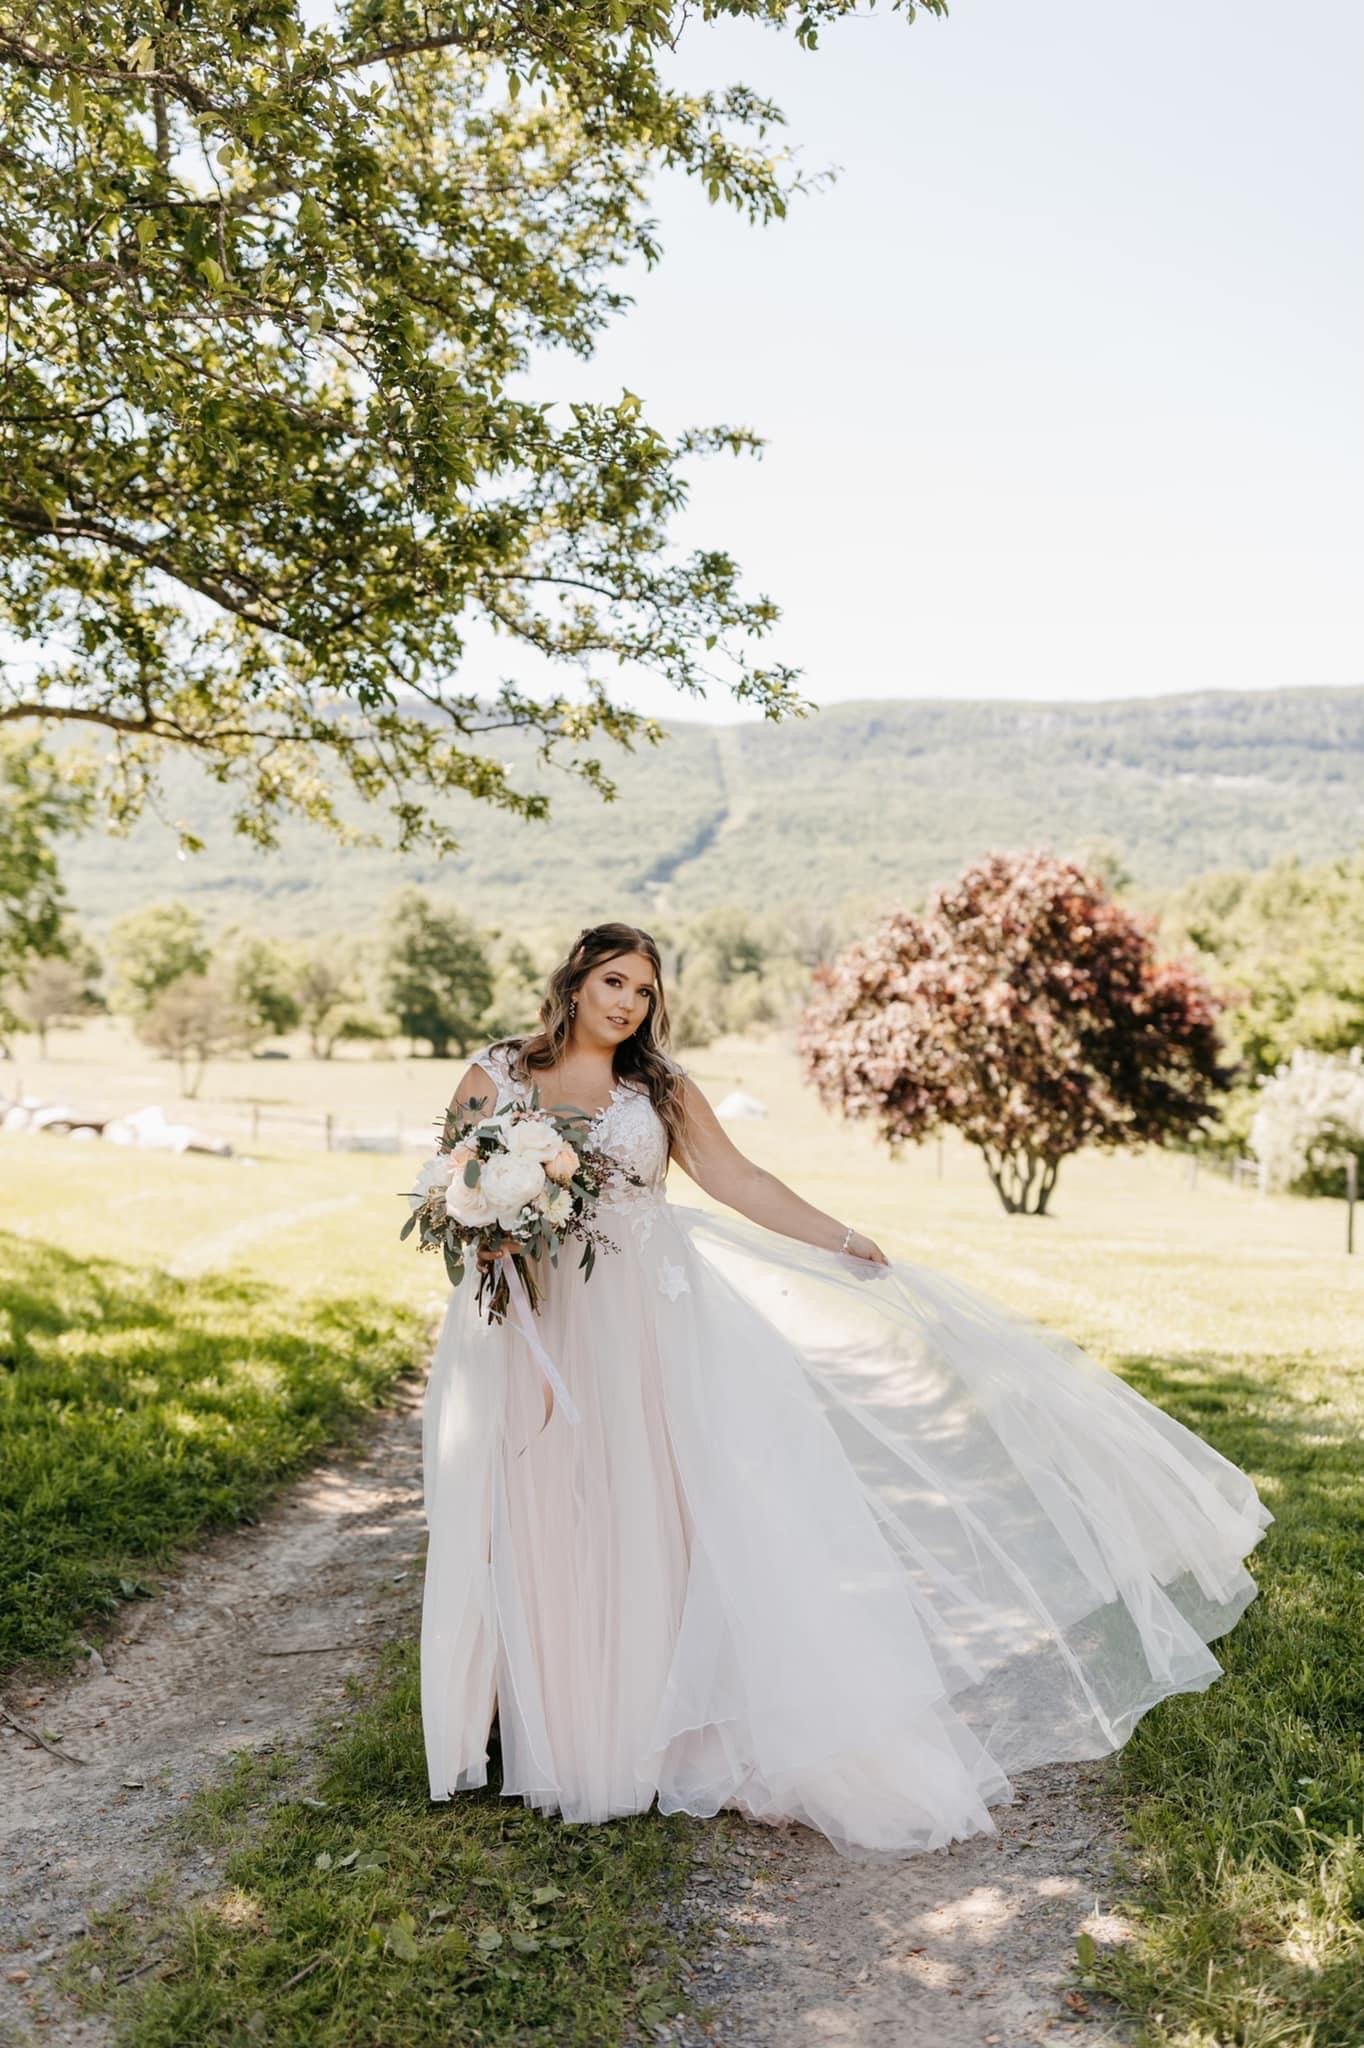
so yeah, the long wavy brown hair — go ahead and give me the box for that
[490,923,689,1160]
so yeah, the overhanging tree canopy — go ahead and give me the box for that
[0,0,945,852]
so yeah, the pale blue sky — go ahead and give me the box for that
[500,0,1362,720]
[17,3,1359,729]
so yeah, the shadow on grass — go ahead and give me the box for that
[73,1638,699,2048]
[0,1230,427,1677]
[1092,1347,1364,2048]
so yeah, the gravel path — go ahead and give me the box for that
[666,1765,1133,2048]
[1,1376,1134,2048]
[0,1381,427,2046]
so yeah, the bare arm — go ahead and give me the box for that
[446,1059,500,1129]
[671,1076,888,1265]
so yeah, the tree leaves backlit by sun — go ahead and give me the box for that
[0,1,945,853]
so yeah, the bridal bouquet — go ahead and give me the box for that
[400,1085,636,1326]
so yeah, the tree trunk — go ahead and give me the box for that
[980,1145,1063,1215]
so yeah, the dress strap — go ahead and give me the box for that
[471,1040,523,1111]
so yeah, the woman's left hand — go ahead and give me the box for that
[844,1229,889,1266]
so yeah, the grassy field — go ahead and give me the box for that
[2,1013,455,1154]
[4,1025,1362,2045]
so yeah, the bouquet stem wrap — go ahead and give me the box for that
[502,1254,581,1431]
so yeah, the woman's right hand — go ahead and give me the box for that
[843,1229,889,1266]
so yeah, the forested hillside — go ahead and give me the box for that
[58,687,1364,935]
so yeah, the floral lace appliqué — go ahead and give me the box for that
[657,1257,690,1302]
[472,1051,671,1262]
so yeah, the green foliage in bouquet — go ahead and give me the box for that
[400,1082,641,1321]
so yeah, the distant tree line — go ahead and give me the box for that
[6,790,1364,1210]
[0,887,843,1094]
[1160,853,1364,1195]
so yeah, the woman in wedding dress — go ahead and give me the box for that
[419,922,1270,1858]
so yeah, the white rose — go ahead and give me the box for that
[478,1149,547,1229]
[409,1154,451,1213]
[503,1114,565,1164]
[535,1184,573,1229]
[444,1171,498,1227]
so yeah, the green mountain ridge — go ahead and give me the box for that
[58,685,1364,936]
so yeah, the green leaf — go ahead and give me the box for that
[443,1246,465,1288]
[314,1849,332,1871]
[508,1930,540,1954]
[399,1213,417,1240]
[475,1927,503,1953]
[0,0,813,857]
[1076,1931,1097,1970]
[530,1884,564,1905]
[383,1912,420,1961]
[463,1158,481,1186]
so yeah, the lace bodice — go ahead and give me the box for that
[472,1042,670,1193]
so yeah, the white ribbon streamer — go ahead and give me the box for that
[500,1254,581,1431]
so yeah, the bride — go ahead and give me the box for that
[419,921,1270,1858]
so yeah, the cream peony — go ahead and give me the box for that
[409,1154,451,1213]
[478,1149,547,1228]
[502,1114,565,1164]
[444,1168,499,1228]
[545,1143,579,1185]
[536,1184,574,1229]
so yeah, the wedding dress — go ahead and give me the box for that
[419,1043,1271,1858]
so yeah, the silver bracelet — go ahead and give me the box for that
[839,1224,855,1254]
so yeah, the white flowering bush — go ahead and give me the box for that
[1248,1048,1364,1194]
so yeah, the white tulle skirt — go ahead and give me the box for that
[419,1195,1271,1858]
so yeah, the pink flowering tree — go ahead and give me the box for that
[798,851,1232,1215]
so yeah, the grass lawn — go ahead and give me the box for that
[5,1027,1363,2045]
[0,1131,441,1674]
[65,1645,702,2048]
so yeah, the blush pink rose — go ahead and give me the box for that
[545,1144,579,1185]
